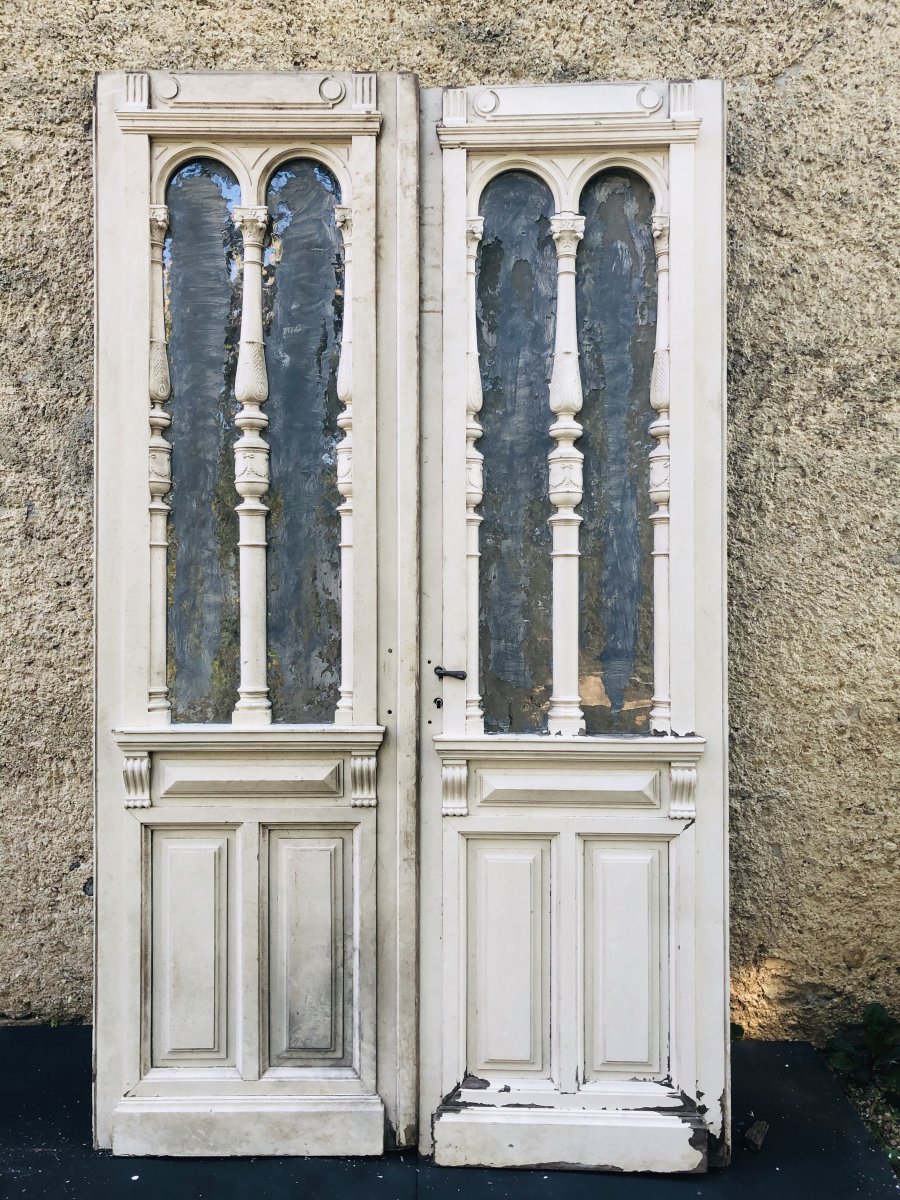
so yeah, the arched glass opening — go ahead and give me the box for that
[577,170,657,734]
[165,157,242,723]
[476,170,556,734]
[263,158,343,722]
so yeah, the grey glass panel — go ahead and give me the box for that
[476,171,556,734]
[165,158,241,723]
[577,171,656,734]
[263,159,342,723]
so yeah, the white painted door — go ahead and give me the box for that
[417,81,729,1172]
[95,71,727,1171]
[94,70,420,1156]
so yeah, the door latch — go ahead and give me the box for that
[434,666,467,681]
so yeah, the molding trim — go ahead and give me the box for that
[115,726,385,755]
[116,111,382,136]
[437,120,701,151]
[434,735,705,765]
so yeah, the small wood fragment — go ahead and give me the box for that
[743,1119,769,1152]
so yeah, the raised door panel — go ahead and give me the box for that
[466,838,552,1078]
[266,829,352,1068]
[583,840,667,1080]
[150,830,234,1066]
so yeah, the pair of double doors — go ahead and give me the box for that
[94,70,727,1172]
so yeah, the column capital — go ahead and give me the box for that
[334,204,352,242]
[550,211,585,255]
[652,212,670,254]
[233,205,269,246]
[149,204,168,243]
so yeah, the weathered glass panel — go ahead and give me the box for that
[165,158,242,723]
[577,171,657,734]
[476,171,556,734]
[263,159,343,722]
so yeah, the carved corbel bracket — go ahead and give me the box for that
[669,760,697,820]
[350,753,377,808]
[123,753,151,809]
[442,759,468,817]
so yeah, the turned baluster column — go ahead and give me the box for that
[649,213,672,733]
[232,205,272,726]
[547,213,586,735]
[464,217,484,733]
[148,204,171,722]
[334,205,355,726]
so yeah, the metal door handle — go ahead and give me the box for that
[434,666,467,681]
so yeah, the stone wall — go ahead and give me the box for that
[0,0,897,1040]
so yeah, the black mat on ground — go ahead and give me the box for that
[0,1027,897,1198]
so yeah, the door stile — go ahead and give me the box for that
[388,70,423,1147]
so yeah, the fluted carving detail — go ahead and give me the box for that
[669,761,697,819]
[350,753,377,807]
[649,213,672,733]
[442,759,468,817]
[123,753,151,809]
[334,205,354,724]
[547,212,585,735]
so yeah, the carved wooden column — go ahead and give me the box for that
[148,204,171,723]
[547,213,586,735]
[232,206,272,726]
[334,205,355,726]
[649,213,672,733]
[464,217,484,733]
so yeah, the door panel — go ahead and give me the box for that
[266,831,350,1066]
[467,838,552,1077]
[151,830,234,1066]
[582,840,666,1079]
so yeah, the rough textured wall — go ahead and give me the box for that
[0,0,897,1039]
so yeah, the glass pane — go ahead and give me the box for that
[476,171,556,734]
[577,170,657,734]
[263,159,343,723]
[165,158,241,723]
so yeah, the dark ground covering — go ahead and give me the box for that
[0,1030,897,1199]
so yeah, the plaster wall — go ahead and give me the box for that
[0,0,897,1041]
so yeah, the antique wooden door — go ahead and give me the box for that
[94,70,420,1156]
[95,71,727,1170]
[417,81,728,1171]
